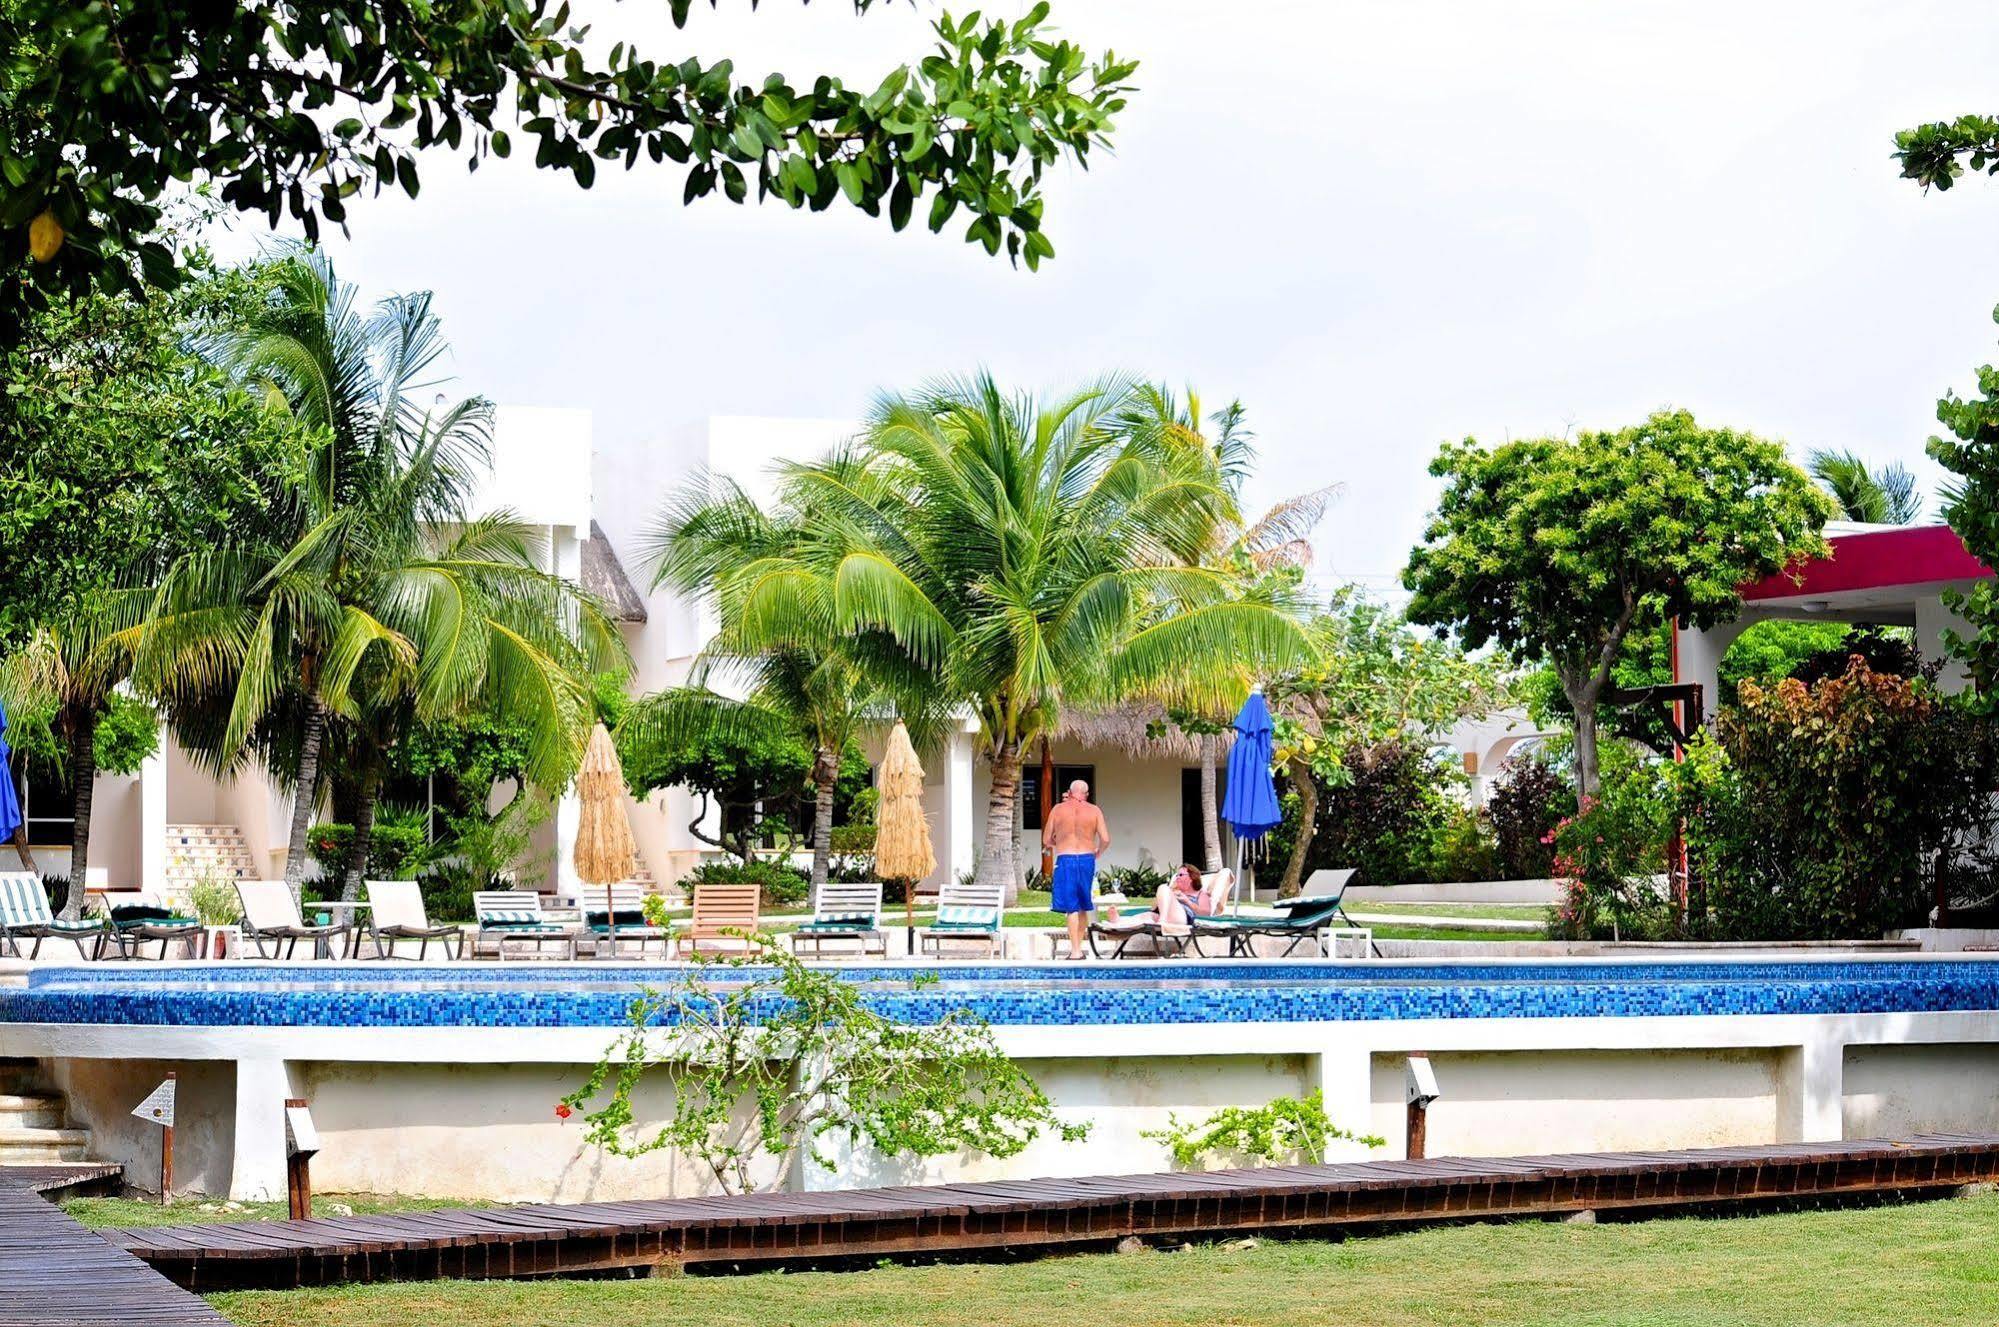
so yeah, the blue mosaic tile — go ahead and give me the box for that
[3,959,1998,1029]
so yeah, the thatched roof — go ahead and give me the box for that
[1053,703,1236,762]
[582,521,649,623]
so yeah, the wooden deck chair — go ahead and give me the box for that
[674,883,761,957]
[471,889,576,960]
[364,880,464,960]
[792,881,886,958]
[916,878,1005,958]
[0,872,107,960]
[235,879,353,959]
[584,883,670,958]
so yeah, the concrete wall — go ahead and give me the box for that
[1842,1042,1999,1137]
[48,1057,237,1197]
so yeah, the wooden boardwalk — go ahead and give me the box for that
[0,1163,234,1327]
[106,1133,1999,1292]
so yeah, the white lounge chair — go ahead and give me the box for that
[916,878,1005,958]
[792,881,886,958]
[1090,869,1235,959]
[471,889,576,960]
[0,871,107,959]
[235,879,354,959]
[363,880,464,960]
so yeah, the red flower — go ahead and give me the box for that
[554,1103,572,1120]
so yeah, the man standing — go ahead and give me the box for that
[1043,779,1109,960]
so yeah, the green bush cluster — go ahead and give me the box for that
[688,858,811,909]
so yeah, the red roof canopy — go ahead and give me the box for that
[1741,525,1992,602]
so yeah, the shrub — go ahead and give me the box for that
[1485,754,1572,879]
[1425,803,1499,883]
[1142,1091,1384,1169]
[1097,862,1170,898]
[307,815,427,884]
[1294,740,1460,887]
[1678,660,1999,940]
[689,858,810,909]
[1546,745,1674,941]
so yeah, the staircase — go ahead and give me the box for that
[164,823,258,894]
[0,1059,90,1165]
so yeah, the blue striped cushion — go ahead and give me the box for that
[934,905,998,928]
[480,910,546,927]
[44,918,103,932]
[813,911,877,926]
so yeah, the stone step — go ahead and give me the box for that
[0,1095,64,1129]
[0,1125,89,1148]
[0,1143,92,1164]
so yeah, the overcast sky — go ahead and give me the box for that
[215,1,1999,597]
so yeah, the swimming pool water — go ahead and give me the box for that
[5,959,1999,1028]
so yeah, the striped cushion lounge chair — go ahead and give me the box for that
[793,881,886,958]
[916,880,1005,958]
[0,872,108,959]
[1090,869,1235,959]
[583,883,670,958]
[471,890,576,960]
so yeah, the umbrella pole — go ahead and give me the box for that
[904,881,915,958]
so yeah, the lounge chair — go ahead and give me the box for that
[236,879,355,959]
[674,883,761,958]
[1089,869,1235,959]
[470,889,576,960]
[584,883,670,958]
[0,872,108,959]
[363,880,464,960]
[105,896,204,960]
[792,881,886,958]
[916,879,1005,958]
[1190,870,1363,957]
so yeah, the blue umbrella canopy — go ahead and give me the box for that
[1220,690,1282,841]
[0,701,21,844]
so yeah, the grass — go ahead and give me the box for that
[209,1191,1999,1326]
[66,1192,493,1229]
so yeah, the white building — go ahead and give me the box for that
[24,408,1524,899]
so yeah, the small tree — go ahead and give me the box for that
[1403,410,1833,801]
[561,937,1088,1195]
[1930,309,1999,702]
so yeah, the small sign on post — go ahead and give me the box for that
[130,1072,177,1202]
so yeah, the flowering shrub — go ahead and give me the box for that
[1486,755,1573,879]
[1677,659,1999,939]
[1545,746,1672,940]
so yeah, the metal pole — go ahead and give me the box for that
[159,1072,175,1203]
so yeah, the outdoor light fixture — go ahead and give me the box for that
[1802,600,1831,613]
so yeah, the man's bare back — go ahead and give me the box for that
[1043,797,1108,858]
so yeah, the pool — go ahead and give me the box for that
[9,955,1999,1204]
[7,957,1999,1028]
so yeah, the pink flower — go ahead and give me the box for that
[554,1103,573,1120]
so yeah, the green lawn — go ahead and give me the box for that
[210,1192,1999,1327]
[66,1192,493,1229]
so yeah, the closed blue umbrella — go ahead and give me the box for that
[1220,690,1282,902]
[0,701,22,846]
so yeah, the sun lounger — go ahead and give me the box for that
[236,879,355,959]
[673,882,761,957]
[0,871,107,959]
[1191,870,1363,957]
[1089,869,1236,959]
[105,901,204,960]
[471,889,577,960]
[363,880,464,959]
[792,881,886,958]
[584,882,671,958]
[916,879,1005,958]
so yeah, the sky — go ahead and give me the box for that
[211,0,1999,599]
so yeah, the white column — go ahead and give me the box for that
[1315,1043,1376,1162]
[1778,1034,1845,1144]
[230,1058,295,1201]
[1671,618,1747,719]
[139,723,168,892]
[1916,589,1974,694]
[945,725,976,884]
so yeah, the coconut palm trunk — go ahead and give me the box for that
[61,707,98,919]
[341,760,383,902]
[978,738,1023,903]
[809,743,839,889]
[282,700,327,896]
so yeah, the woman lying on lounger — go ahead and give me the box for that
[1108,864,1226,928]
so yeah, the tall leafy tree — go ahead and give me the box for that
[128,250,622,894]
[634,476,937,888]
[1807,448,1923,525]
[0,0,1137,336]
[1927,315,1999,705]
[1403,410,1833,801]
[787,372,1310,897]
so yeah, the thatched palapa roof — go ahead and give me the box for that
[1052,703,1236,762]
[582,521,649,623]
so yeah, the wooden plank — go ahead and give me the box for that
[0,1174,233,1327]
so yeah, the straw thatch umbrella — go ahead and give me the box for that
[874,720,935,952]
[574,722,636,956]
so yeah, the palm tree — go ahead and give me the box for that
[126,251,623,895]
[786,372,1312,899]
[1116,385,1336,871]
[1807,449,1923,525]
[633,476,939,889]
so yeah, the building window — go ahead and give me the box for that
[18,765,74,847]
[1019,763,1095,830]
